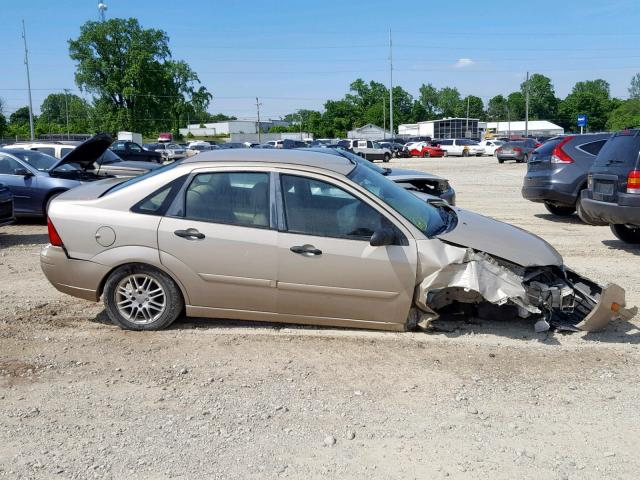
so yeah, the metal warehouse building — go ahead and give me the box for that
[398,118,481,139]
[486,120,564,138]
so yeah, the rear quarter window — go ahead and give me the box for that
[577,139,607,156]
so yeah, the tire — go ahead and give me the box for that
[576,193,607,226]
[383,153,390,163]
[518,154,528,164]
[610,224,640,244]
[462,150,469,157]
[498,158,504,164]
[544,201,576,216]
[422,151,430,158]
[443,151,448,157]
[45,191,65,216]
[103,264,184,331]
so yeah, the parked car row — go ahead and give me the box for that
[522,129,640,245]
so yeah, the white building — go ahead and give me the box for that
[179,119,289,137]
[398,118,482,139]
[486,120,563,138]
[347,124,392,140]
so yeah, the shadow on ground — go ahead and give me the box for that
[0,231,48,248]
[534,213,583,225]
[89,308,640,345]
[602,239,640,255]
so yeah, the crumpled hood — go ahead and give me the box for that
[437,208,563,267]
[387,168,443,181]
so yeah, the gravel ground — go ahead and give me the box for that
[1,155,640,479]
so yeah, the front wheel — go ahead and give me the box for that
[383,153,390,163]
[544,201,575,216]
[422,151,430,158]
[610,224,640,244]
[103,264,184,331]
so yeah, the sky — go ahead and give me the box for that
[1,0,639,122]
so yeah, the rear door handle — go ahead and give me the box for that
[174,228,205,240]
[290,245,322,256]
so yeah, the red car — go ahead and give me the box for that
[408,141,446,158]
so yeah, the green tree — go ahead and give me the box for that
[487,95,508,121]
[205,113,237,122]
[437,87,462,117]
[68,18,211,135]
[521,73,558,120]
[9,106,32,125]
[629,73,640,99]
[507,92,526,120]
[607,99,640,130]
[38,92,93,134]
[461,95,485,120]
[418,83,439,119]
[0,113,6,138]
[558,79,611,131]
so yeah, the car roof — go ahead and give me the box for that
[183,148,356,175]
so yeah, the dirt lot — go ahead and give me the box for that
[1,156,640,479]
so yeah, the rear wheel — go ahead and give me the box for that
[383,153,390,163]
[610,224,640,244]
[519,154,529,164]
[544,201,575,216]
[422,150,430,158]
[576,193,607,225]
[498,157,504,164]
[103,264,184,331]
[462,150,469,157]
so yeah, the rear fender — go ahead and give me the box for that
[91,245,191,304]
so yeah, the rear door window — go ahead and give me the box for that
[34,147,56,156]
[184,172,270,227]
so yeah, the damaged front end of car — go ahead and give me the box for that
[413,246,636,333]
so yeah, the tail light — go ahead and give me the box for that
[513,147,522,152]
[47,218,64,247]
[496,147,503,153]
[627,170,640,194]
[551,136,574,164]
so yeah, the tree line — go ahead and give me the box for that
[275,74,640,138]
[1,16,639,139]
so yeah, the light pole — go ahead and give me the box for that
[389,28,393,141]
[21,20,35,141]
[525,71,530,138]
[255,97,262,143]
[63,89,70,139]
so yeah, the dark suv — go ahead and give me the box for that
[581,129,640,244]
[522,133,611,223]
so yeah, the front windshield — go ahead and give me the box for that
[332,148,387,175]
[7,149,60,172]
[348,164,450,237]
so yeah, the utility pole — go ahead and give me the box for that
[21,20,35,141]
[255,97,262,143]
[507,105,511,139]
[299,112,303,140]
[465,96,470,137]
[383,97,386,139]
[525,71,530,138]
[63,89,70,139]
[389,29,394,141]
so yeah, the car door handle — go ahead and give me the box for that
[290,245,322,256]
[174,228,205,240]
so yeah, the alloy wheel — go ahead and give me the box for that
[115,274,167,324]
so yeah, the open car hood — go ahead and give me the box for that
[437,208,563,267]
[51,133,113,171]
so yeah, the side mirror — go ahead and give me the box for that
[14,168,33,177]
[370,228,396,247]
